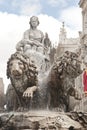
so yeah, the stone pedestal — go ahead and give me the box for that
[0,111,84,130]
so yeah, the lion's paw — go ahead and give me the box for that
[23,86,38,98]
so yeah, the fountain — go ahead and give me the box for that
[0,16,87,130]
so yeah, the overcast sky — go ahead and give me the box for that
[0,0,82,92]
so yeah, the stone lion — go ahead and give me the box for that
[45,51,83,112]
[6,52,39,111]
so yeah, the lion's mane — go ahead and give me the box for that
[6,52,38,110]
[46,51,82,111]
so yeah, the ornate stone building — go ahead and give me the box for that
[56,22,80,57]
[56,10,86,111]
[79,0,87,60]
[76,0,87,112]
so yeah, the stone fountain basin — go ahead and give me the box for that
[0,110,83,130]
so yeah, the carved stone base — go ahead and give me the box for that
[0,111,85,130]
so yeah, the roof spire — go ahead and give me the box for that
[59,22,67,44]
[62,21,65,29]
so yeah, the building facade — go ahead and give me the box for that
[56,22,80,57]
[79,0,87,60]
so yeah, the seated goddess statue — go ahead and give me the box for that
[16,16,50,73]
[16,16,44,54]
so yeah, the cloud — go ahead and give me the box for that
[0,0,42,16]
[11,0,42,15]
[0,0,5,4]
[0,12,81,91]
[20,3,42,16]
[47,0,69,7]
[38,14,61,43]
[59,6,82,31]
